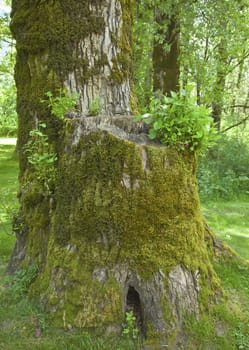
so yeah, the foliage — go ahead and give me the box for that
[0,3,17,136]
[133,0,249,132]
[24,122,57,194]
[88,97,102,116]
[122,311,139,340]
[0,81,17,136]
[45,89,78,120]
[133,1,153,111]
[0,188,18,235]
[9,264,39,300]
[0,51,17,137]
[234,321,249,349]
[0,144,18,237]
[198,135,249,200]
[134,90,217,152]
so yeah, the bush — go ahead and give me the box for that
[198,135,249,200]
[0,82,17,137]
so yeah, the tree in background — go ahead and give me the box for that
[180,0,249,130]
[134,0,249,131]
[133,0,153,110]
[153,1,180,95]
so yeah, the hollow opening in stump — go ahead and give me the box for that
[126,286,144,333]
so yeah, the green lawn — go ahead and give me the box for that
[0,144,18,272]
[0,143,249,349]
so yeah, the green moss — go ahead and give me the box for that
[11,0,135,173]
[11,1,104,76]
[24,121,221,331]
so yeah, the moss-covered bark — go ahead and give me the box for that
[26,117,221,345]
[11,0,134,165]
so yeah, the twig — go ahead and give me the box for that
[221,115,249,133]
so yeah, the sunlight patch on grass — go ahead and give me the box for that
[0,144,18,272]
[202,201,249,260]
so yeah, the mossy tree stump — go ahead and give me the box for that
[9,0,221,347]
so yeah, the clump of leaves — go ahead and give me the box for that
[10,264,39,301]
[134,89,217,153]
[0,189,18,235]
[122,311,139,340]
[45,89,78,119]
[24,122,57,194]
[234,321,249,350]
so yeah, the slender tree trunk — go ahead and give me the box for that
[211,38,227,130]
[231,59,244,115]
[153,11,180,95]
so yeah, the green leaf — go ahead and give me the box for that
[153,120,162,130]
[149,128,157,139]
[46,91,52,97]
[141,113,152,119]
[39,122,47,128]
[133,115,143,122]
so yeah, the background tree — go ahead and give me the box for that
[153,1,180,95]
[133,0,249,200]
[180,0,249,130]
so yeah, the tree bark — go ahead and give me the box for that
[211,33,227,130]
[153,11,180,95]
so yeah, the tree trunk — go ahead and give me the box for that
[211,35,227,130]
[153,10,180,95]
[9,0,221,347]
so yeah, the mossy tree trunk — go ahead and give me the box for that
[11,0,133,160]
[9,0,221,347]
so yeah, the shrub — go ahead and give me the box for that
[198,135,249,200]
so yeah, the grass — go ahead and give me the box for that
[0,143,249,349]
[202,201,249,260]
[0,144,18,275]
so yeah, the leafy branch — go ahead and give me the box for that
[221,115,249,133]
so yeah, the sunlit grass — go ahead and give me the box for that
[0,144,18,274]
[202,201,249,260]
